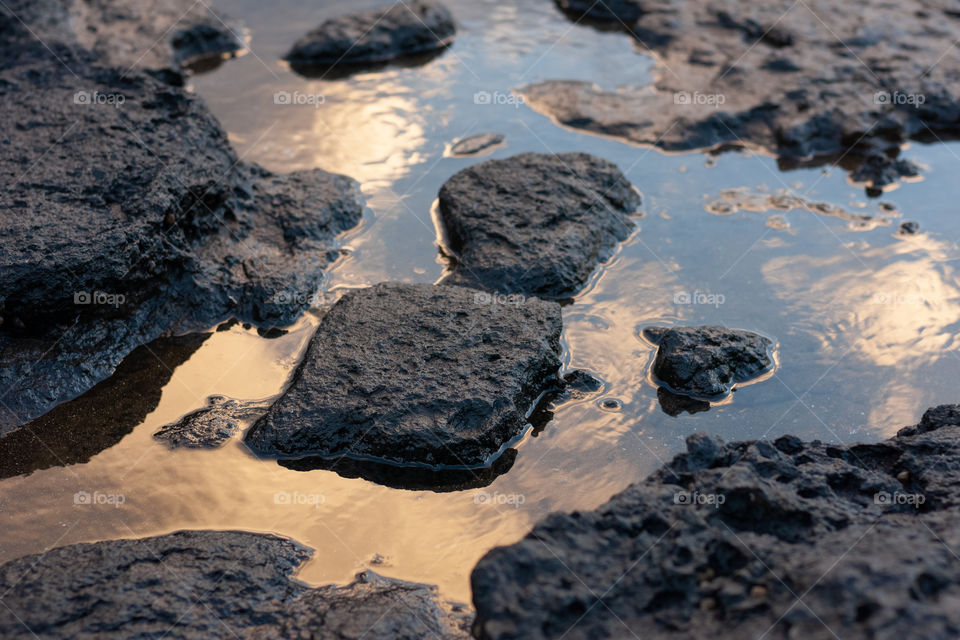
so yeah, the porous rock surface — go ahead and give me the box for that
[0,19,363,432]
[245,283,563,467]
[3,0,244,70]
[285,0,456,67]
[525,0,960,190]
[0,530,470,639]
[154,395,271,449]
[644,326,774,398]
[437,153,639,298]
[472,404,960,640]
[450,133,505,156]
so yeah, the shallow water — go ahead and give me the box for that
[2,0,960,606]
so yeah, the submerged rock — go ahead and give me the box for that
[0,32,363,433]
[285,0,456,70]
[437,153,639,298]
[0,530,469,639]
[529,0,960,190]
[245,283,562,468]
[643,326,774,398]
[4,0,244,70]
[450,133,505,156]
[472,405,960,640]
[154,396,271,449]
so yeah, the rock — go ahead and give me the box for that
[245,283,563,468]
[524,0,960,191]
[0,33,363,433]
[0,334,208,480]
[450,133,505,156]
[4,0,244,70]
[0,530,470,639]
[643,326,774,399]
[472,406,960,640]
[899,221,921,235]
[437,153,639,298]
[285,0,456,71]
[154,396,271,449]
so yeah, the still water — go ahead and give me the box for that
[1,0,959,606]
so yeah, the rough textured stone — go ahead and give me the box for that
[0,30,363,433]
[526,0,960,190]
[472,405,960,640]
[450,133,505,156]
[245,283,563,468]
[643,326,774,398]
[3,0,244,70]
[0,530,470,639]
[285,0,456,68]
[154,396,271,449]
[437,153,639,298]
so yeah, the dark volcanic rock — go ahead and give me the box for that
[472,406,960,640]
[529,0,960,190]
[643,326,774,398]
[245,283,563,468]
[0,36,363,432]
[0,530,469,639]
[285,0,456,70]
[154,395,271,449]
[0,334,208,480]
[4,0,244,70]
[437,153,639,298]
[450,133,505,156]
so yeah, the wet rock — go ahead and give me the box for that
[472,406,960,639]
[450,133,505,156]
[0,530,469,639]
[643,326,774,398]
[899,221,921,235]
[437,153,639,298]
[0,37,363,433]
[5,0,244,70]
[0,334,208,480]
[285,0,456,71]
[154,396,271,449]
[526,0,960,190]
[554,0,643,24]
[245,283,562,468]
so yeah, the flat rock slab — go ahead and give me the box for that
[154,395,271,449]
[643,326,774,398]
[0,530,469,639]
[245,283,562,468]
[472,405,960,640]
[4,0,244,70]
[526,0,960,191]
[0,29,362,432]
[285,0,456,68]
[437,152,639,298]
[449,132,505,156]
